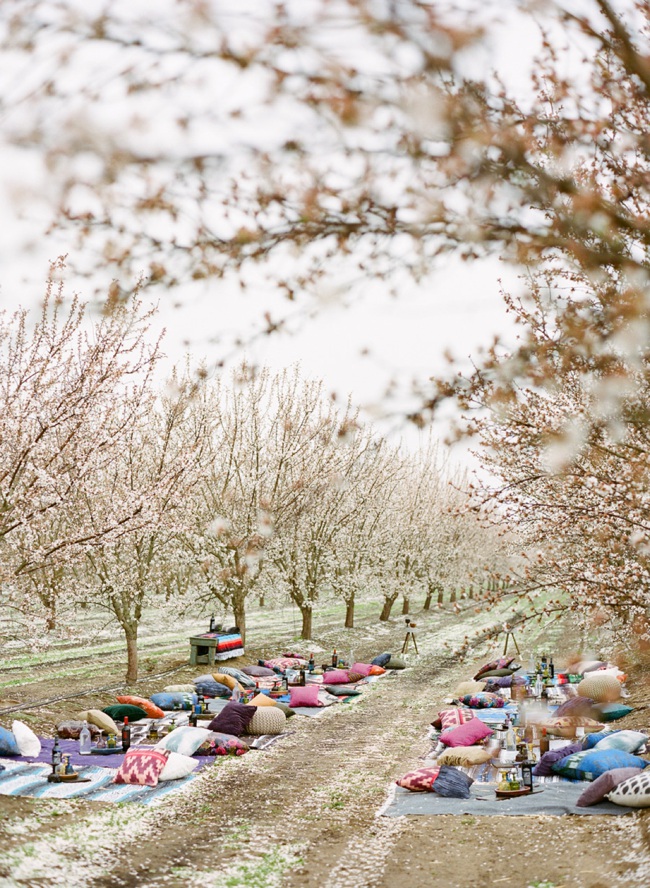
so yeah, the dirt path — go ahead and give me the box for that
[1,606,650,888]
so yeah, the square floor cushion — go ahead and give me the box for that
[371,653,392,668]
[289,685,321,707]
[596,702,635,723]
[552,748,649,781]
[350,663,373,677]
[577,767,644,807]
[102,704,149,723]
[212,673,243,692]
[241,665,276,677]
[246,693,277,707]
[432,765,475,799]
[11,721,40,757]
[456,693,506,710]
[324,669,351,684]
[155,726,212,757]
[553,696,597,719]
[158,751,200,781]
[77,709,120,736]
[396,767,441,791]
[386,658,407,670]
[208,702,256,736]
[217,667,257,690]
[438,708,475,731]
[437,746,493,767]
[115,696,165,719]
[0,726,19,756]
[593,730,648,754]
[195,731,249,756]
[114,747,169,786]
[439,718,493,748]
[150,692,197,711]
[533,742,583,777]
[607,770,650,807]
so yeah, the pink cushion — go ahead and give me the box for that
[324,669,350,684]
[289,685,322,707]
[350,663,372,677]
[440,718,494,748]
[439,708,475,730]
[113,747,169,786]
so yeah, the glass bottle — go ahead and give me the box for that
[331,648,338,668]
[79,721,92,755]
[121,716,131,751]
[308,653,315,673]
[549,656,555,679]
[539,727,550,755]
[51,736,62,774]
[107,733,117,749]
[299,667,306,686]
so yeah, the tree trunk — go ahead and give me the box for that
[402,597,410,615]
[258,594,265,607]
[300,606,313,639]
[449,589,456,603]
[345,599,355,628]
[379,595,397,622]
[233,599,247,645]
[437,587,444,605]
[125,626,138,683]
[423,592,432,611]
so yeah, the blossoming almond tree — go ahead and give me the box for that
[76,374,209,681]
[0,273,162,642]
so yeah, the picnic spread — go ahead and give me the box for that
[0,645,405,805]
[384,651,649,817]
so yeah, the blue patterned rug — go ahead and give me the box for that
[0,758,197,805]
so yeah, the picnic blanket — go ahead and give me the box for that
[380,781,635,817]
[0,758,197,805]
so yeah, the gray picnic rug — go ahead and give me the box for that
[381,781,635,817]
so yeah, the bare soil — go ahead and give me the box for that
[1,605,649,888]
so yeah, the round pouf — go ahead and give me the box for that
[577,673,621,703]
[244,706,286,736]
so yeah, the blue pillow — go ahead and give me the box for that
[150,692,197,711]
[193,680,231,698]
[552,748,648,781]
[0,726,19,756]
[371,653,391,668]
[583,729,621,750]
[597,703,634,723]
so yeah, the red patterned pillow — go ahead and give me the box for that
[113,748,169,786]
[396,767,441,792]
[439,708,475,731]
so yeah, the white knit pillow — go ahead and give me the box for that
[578,673,621,703]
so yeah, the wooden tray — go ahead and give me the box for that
[495,786,534,798]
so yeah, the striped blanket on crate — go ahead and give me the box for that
[214,633,245,660]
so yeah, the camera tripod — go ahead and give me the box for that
[401,623,418,654]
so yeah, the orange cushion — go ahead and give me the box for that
[246,693,277,707]
[116,695,165,719]
[369,665,386,676]
[212,673,242,692]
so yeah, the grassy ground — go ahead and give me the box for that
[1,597,649,887]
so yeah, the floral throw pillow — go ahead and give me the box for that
[396,767,441,791]
[457,693,506,710]
[113,748,169,786]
